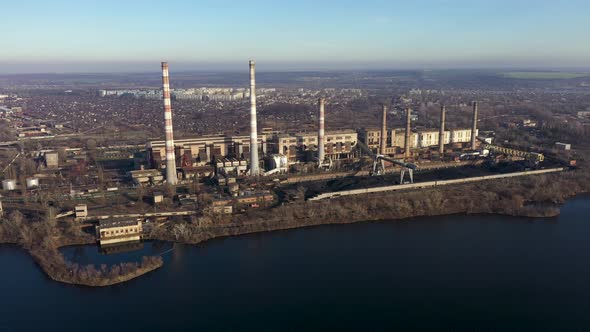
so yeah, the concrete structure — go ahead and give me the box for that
[129,169,164,186]
[44,151,59,169]
[147,134,267,168]
[249,60,260,176]
[2,179,16,191]
[471,101,478,150]
[439,106,446,155]
[153,192,164,204]
[75,204,88,219]
[318,98,325,162]
[555,142,571,151]
[358,127,396,155]
[266,154,289,173]
[360,127,473,153]
[25,177,39,189]
[405,108,412,158]
[213,204,233,215]
[161,62,177,185]
[276,130,357,163]
[380,104,387,155]
[95,219,143,246]
[215,158,249,176]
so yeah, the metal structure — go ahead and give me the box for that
[161,62,177,185]
[248,60,260,176]
[380,104,387,155]
[404,108,412,158]
[317,98,325,164]
[357,140,417,184]
[471,101,478,150]
[482,143,544,163]
[439,105,446,155]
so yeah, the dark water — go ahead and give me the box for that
[2,196,590,331]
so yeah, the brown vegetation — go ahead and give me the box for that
[1,169,588,287]
[0,210,163,287]
[149,170,590,245]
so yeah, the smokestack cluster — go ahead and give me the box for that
[380,104,387,155]
[471,101,478,150]
[404,108,412,159]
[318,98,325,163]
[161,62,177,185]
[439,105,446,155]
[249,60,260,176]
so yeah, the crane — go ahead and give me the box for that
[356,140,418,184]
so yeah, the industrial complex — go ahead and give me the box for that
[0,60,577,249]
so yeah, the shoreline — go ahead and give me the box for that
[1,172,588,287]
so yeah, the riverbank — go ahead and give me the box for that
[1,170,588,286]
[0,215,163,287]
[150,171,589,245]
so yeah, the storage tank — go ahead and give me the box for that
[26,177,39,189]
[2,179,17,191]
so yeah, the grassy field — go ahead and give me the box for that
[501,71,589,79]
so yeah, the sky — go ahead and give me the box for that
[0,0,589,73]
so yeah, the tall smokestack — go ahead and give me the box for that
[380,104,387,155]
[318,98,325,163]
[161,62,177,185]
[439,105,446,155]
[404,108,412,159]
[249,60,260,176]
[471,101,478,150]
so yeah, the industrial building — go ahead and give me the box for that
[95,219,143,246]
[75,204,88,219]
[147,134,268,169]
[555,142,571,151]
[275,129,358,163]
[358,127,475,154]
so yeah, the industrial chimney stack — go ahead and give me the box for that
[404,108,412,159]
[318,98,325,163]
[380,104,387,155]
[471,101,478,150]
[161,62,177,185]
[249,60,260,176]
[439,105,446,155]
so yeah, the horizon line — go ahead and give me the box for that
[2,66,590,76]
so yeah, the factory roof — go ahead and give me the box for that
[98,219,141,229]
[147,134,267,148]
[278,129,357,138]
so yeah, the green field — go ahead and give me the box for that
[501,71,589,79]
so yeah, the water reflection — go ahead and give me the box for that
[61,241,174,266]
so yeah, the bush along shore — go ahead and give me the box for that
[0,211,163,287]
[0,171,588,286]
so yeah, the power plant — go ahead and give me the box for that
[317,98,325,163]
[161,62,177,185]
[249,60,260,176]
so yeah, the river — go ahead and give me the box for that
[2,195,590,331]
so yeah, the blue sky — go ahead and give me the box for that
[0,0,589,72]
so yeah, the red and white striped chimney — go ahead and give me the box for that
[249,60,260,176]
[161,62,177,185]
